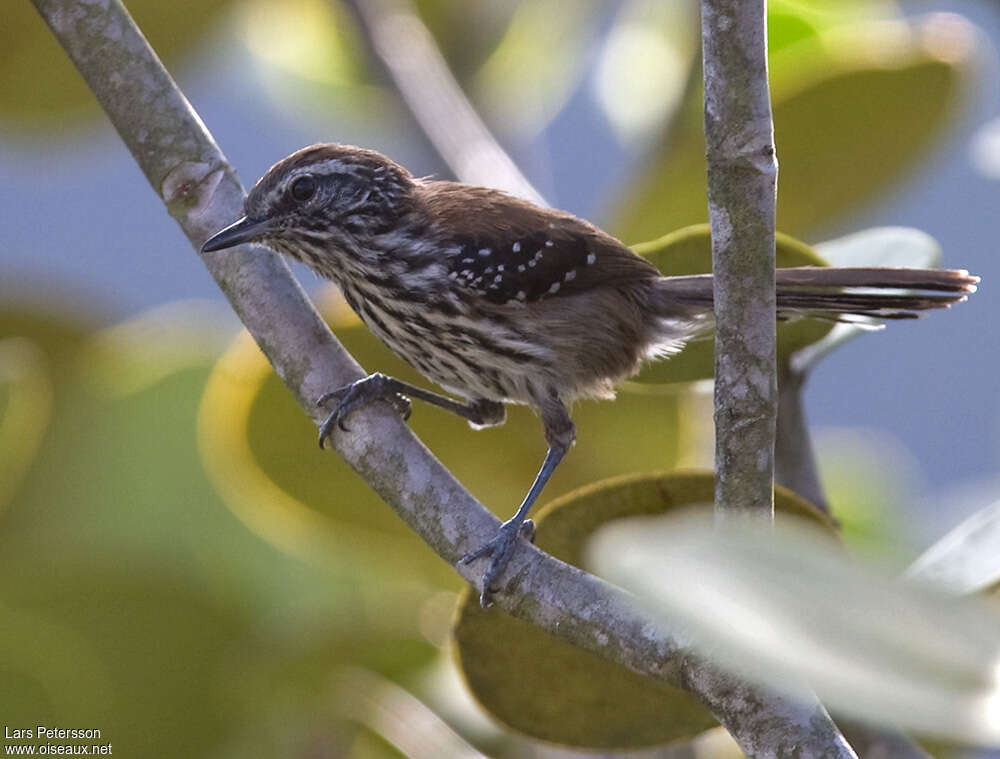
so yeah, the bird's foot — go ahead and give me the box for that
[316,373,412,449]
[460,518,535,607]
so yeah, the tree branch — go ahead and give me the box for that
[32,0,860,754]
[702,0,778,519]
[342,0,543,204]
[775,365,830,513]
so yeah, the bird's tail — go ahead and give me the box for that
[653,267,979,324]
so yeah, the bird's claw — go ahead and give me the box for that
[460,518,535,607]
[315,375,412,449]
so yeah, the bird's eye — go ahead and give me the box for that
[290,175,316,202]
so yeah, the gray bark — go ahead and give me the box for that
[702,0,778,520]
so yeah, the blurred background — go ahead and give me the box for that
[2,0,999,756]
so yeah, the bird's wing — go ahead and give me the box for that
[418,182,660,306]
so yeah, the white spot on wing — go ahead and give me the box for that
[479,248,491,256]
[549,282,561,294]
[564,269,577,281]
[587,252,597,265]
[512,242,521,253]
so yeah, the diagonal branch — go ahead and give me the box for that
[342,0,543,204]
[32,0,858,754]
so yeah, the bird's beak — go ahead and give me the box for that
[200,216,272,253]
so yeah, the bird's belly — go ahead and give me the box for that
[352,296,551,405]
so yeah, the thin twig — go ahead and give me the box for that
[31,0,863,754]
[343,0,543,204]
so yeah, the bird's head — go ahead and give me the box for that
[201,143,417,263]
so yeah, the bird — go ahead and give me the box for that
[201,143,979,606]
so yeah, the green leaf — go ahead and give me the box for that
[453,471,832,749]
[629,224,833,384]
[611,15,977,242]
[767,0,902,53]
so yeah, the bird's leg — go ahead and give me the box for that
[461,398,575,606]
[316,372,505,449]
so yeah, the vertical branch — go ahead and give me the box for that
[702,0,778,519]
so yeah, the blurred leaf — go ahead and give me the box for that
[453,471,832,749]
[0,295,487,759]
[767,0,903,53]
[0,559,248,757]
[588,513,1000,746]
[791,226,944,373]
[2,298,444,756]
[200,294,689,587]
[970,115,1000,180]
[333,667,488,759]
[82,300,236,396]
[238,0,387,122]
[199,329,461,590]
[594,0,897,145]
[242,0,596,138]
[611,14,978,242]
[1,0,235,128]
[630,225,833,384]
[816,226,943,269]
[815,428,924,552]
[906,499,1000,595]
[474,0,599,136]
[0,601,113,724]
[592,0,698,143]
[0,338,52,516]
[411,0,521,78]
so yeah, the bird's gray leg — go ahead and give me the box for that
[316,372,505,448]
[460,397,575,606]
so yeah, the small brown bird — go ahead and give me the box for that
[202,143,978,605]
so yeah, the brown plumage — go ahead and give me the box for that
[202,143,979,605]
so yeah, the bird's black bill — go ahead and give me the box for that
[200,216,271,253]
